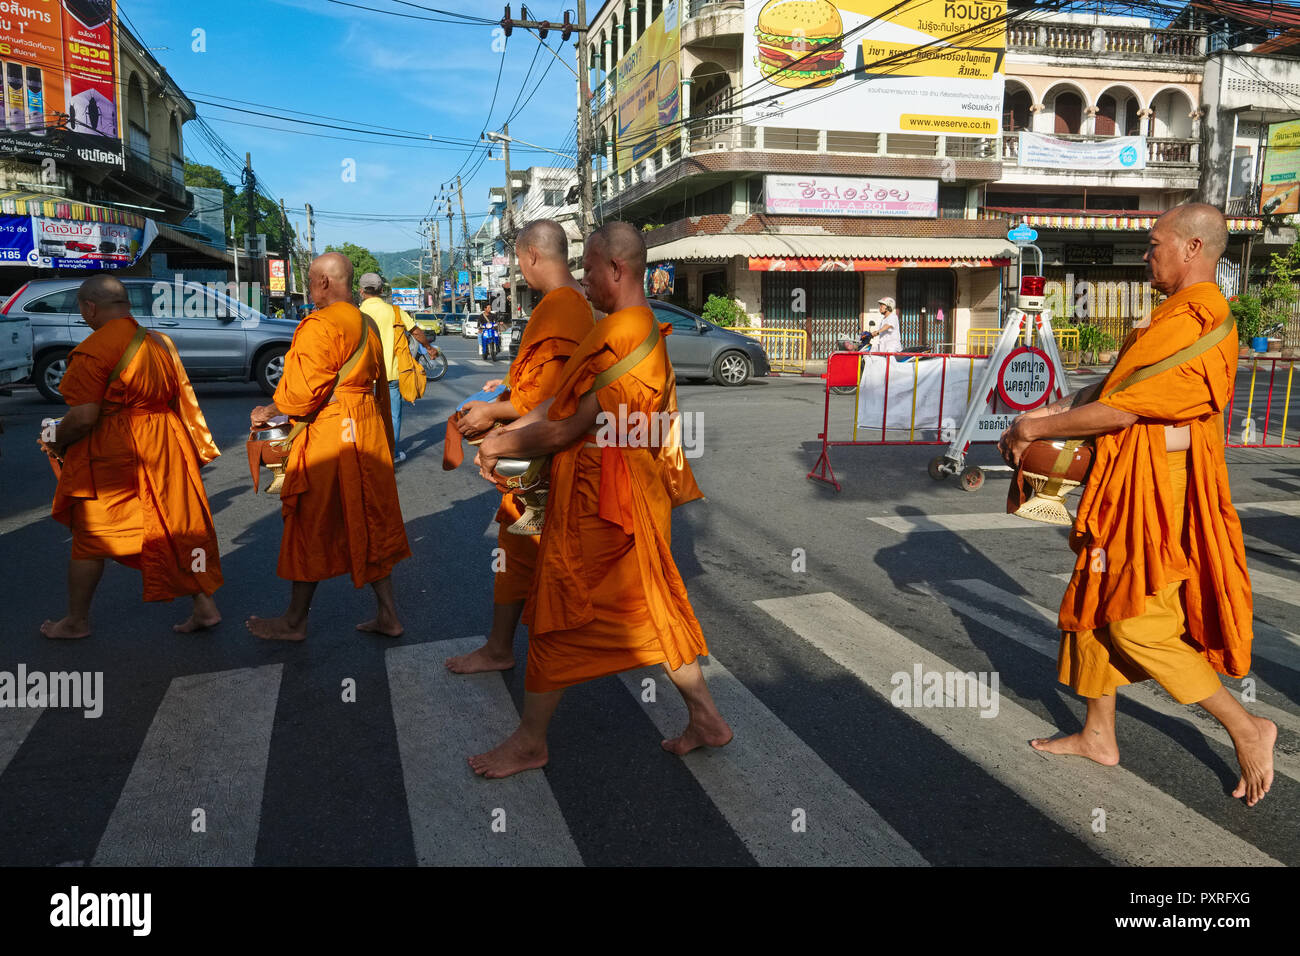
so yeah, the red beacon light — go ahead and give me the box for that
[1018,274,1047,311]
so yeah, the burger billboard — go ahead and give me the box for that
[744,0,1005,138]
[614,0,681,173]
[0,0,125,169]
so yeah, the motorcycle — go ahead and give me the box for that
[479,319,501,362]
[830,334,873,394]
[411,335,448,381]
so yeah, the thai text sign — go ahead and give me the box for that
[765,174,938,217]
[743,0,1005,137]
[1261,119,1300,215]
[1018,133,1146,171]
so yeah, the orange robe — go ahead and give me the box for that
[53,315,223,601]
[273,302,411,586]
[1058,281,1253,690]
[493,286,594,604]
[523,305,705,692]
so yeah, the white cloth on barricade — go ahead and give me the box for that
[854,354,988,439]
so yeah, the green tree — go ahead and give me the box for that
[391,274,421,288]
[325,242,382,291]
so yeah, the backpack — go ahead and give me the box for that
[392,304,426,402]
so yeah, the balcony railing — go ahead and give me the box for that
[1001,133,1199,167]
[1007,21,1205,58]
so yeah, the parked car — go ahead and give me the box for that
[442,312,463,334]
[412,311,443,335]
[0,292,32,388]
[650,301,770,386]
[5,277,299,402]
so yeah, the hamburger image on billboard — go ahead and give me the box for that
[755,0,846,89]
[657,60,680,127]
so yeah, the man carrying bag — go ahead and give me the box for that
[359,272,430,464]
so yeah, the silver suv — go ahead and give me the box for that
[4,278,299,402]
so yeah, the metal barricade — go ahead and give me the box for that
[966,327,1081,368]
[808,350,988,491]
[1225,357,1300,448]
[737,326,807,373]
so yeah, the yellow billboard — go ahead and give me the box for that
[615,0,681,173]
[1261,119,1300,215]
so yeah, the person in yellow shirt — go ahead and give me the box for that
[358,272,430,464]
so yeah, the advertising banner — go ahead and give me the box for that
[647,261,675,296]
[0,0,124,168]
[391,286,421,309]
[764,174,938,216]
[743,0,1005,137]
[269,259,286,294]
[615,0,680,173]
[1261,119,1300,215]
[1018,132,1146,171]
[0,193,153,268]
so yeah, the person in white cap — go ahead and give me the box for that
[872,296,902,356]
[358,272,430,464]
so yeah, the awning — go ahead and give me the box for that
[0,190,147,228]
[646,235,1016,268]
[982,208,1264,234]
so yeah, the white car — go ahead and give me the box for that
[462,316,479,338]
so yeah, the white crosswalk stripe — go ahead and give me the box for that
[911,579,1300,778]
[91,664,282,866]
[1248,568,1300,607]
[754,592,1282,866]
[0,709,41,778]
[869,499,1300,534]
[386,638,582,866]
[618,657,926,867]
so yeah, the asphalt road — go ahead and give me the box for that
[0,333,1297,866]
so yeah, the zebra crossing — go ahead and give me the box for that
[0,555,1295,866]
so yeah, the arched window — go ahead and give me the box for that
[1003,85,1031,132]
[1095,94,1117,136]
[1123,97,1140,136]
[1053,90,1082,135]
[127,73,149,160]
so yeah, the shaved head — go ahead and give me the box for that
[77,274,129,306]
[76,274,131,328]
[587,221,646,278]
[517,219,568,262]
[1159,203,1229,261]
[310,252,355,307]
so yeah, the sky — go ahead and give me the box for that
[124,0,583,254]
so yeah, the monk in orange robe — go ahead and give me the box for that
[1000,203,1275,806]
[247,252,411,641]
[469,221,731,778]
[39,274,222,638]
[445,220,594,674]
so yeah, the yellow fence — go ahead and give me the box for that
[964,327,1081,368]
[737,327,808,373]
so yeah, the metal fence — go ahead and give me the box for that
[965,327,1081,367]
[1225,357,1300,448]
[737,327,807,373]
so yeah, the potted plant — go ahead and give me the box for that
[1076,323,1115,366]
[701,293,751,329]
[1229,293,1264,355]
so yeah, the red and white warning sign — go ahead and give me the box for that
[997,346,1055,411]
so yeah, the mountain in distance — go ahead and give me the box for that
[373,247,450,283]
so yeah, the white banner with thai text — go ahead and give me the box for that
[1018,133,1147,171]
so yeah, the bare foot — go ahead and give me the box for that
[468,729,548,779]
[1231,717,1277,807]
[662,715,734,756]
[1030,730,1120,766]
[356,615,403,638]
[175,596,221,633]
[246,614,306,642]
[40,617,90,640]
[445,645,515,674]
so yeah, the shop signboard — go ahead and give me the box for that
[615,0,681,172]
[764,174,937,217]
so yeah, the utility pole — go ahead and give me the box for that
[241,152,259,305]
[457,175,473,314]
[501,122,518,320]
[304,202,316,257]
[575,0,595,234]
[446,198,457,316]
[430,218,440,312]
[279,198,293,305]
[500,6,593,246]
